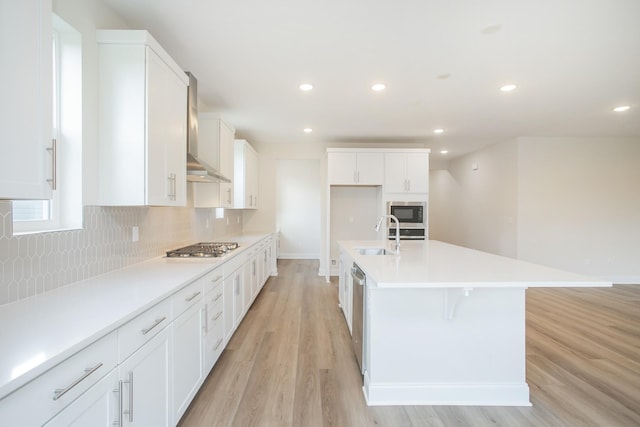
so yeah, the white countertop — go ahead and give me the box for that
[0,233,270,399]
[340,240,612,289]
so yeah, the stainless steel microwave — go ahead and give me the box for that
[387,201,426,227]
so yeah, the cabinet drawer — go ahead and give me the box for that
[202,266,224,295]
[118,298,171,362]
[0,331,118,427]
[205,291,224,333]
[172,278,203,318]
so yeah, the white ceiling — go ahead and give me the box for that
[102,0,640,158]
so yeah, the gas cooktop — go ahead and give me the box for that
[166,242,239,258]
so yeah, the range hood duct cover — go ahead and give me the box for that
[185,72,231,183]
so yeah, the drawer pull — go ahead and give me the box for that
[52,362,103,401]
[185,291,201,302]
[141,317,166,335]
[213,338,223,351]
[211,274,223,283]
[213,292,223,303]
[213,311,223,321]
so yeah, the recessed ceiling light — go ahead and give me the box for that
[612,105,630,112]
[440,150,449,154]
[500,84,517,92]
[303,128,313,133]
[371,83,386,92]
[299,83,313,91]
[434,128,444,134]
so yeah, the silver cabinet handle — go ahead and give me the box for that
[52,362,103,400]
[213,338,223,351]
[46,139,57,190]
[211,274,223,284]
[120,371,134,422]
[226,188,231,204]
[185,291,201,302]
[213,292,223,303]
[213,311,223,321]
[141,317,166,335]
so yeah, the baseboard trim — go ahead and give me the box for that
[609,276,640,285]
[363,377,531,407]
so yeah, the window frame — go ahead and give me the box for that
[12,14,82,235]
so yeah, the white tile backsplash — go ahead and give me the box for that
[0,201,243,306]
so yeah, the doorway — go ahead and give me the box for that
[276,159,321,259]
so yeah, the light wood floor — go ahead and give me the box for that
[179,259,640,427]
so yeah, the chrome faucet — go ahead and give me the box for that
[375,214,400,253]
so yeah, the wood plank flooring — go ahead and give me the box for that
[178,259,640,427]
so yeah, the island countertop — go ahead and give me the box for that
[339,239,612,289]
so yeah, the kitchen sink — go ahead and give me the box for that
[355,247,393,255]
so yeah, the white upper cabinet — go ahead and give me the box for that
[97,30,188,206]
[0,0,53,200]
[234,139,259,209]
[384,151,430,194]
[193,116,235,208]
[218,121,235,208]
[327,151,384,185]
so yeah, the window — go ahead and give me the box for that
[12,14,82,234]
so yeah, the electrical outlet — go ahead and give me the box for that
[132,226,139,242]
[331,259,337,266]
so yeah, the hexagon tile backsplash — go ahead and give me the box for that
[0,201,242,306]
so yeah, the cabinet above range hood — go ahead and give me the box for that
[186,72,231,183]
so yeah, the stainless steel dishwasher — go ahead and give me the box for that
[351,263,365,375]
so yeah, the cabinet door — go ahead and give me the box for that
[119,327,172,427]
[356,153,384,185]
[242,259,254,313]
[146,48,186,206]
[172,303,203,423]
[384,153,406,192]
[328,152,357,185]
[405,153,429,193]
[233,270,244,327]
[223,272,237,342]
[0,0,53,199]
[234,140,258,209]
[245,146,259,208]
[44,370,119,427]
[219,120,235,208]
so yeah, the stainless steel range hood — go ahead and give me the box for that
[186,72,231,183]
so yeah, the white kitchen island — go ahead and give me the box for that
[338,240,611,407]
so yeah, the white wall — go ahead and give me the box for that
[276,159,321,258]
[430,137,640,283]
[517,137,640,283]
[430,140,519,257]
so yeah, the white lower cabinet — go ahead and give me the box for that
[223,265,242,343]
[119,326,172,427]
[202,268,225,373]
[338,250,354,334]
[172,302,203,423]
[44,369,119,427]
[242,257,253,316]
[1,236,277,427]
[203,282,225,373]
